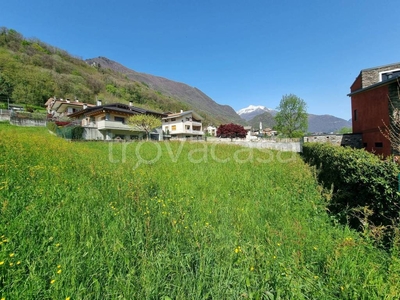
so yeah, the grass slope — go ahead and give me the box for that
[0,124,399,299]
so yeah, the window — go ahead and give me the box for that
[353,109,357,121]
[171,125,176,131]
[171,118,176,121]
[375,142,383,148]
[381,70,400,81]
[115,116,125,124]
[363,143,367,148]
[164,119,169,122]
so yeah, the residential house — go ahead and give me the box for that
[46,98,95,119]
[348,62,400,156]
[68,101,166,141]
[162,110,204,139]
[262,128,277,136]
[206,125,217,136]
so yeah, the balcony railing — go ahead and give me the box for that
[96,120,132,130]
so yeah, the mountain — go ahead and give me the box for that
[86,57,245,126]
[237,105,277,121]
[247,111,276,129]
[239,104,352,133]
[307,114,352,134]
[0,28,243,126]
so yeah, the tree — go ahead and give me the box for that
[379,94,400,155]
[217,123,247,140]
[274,94,308,138]
[128,114,162,140]
[337,127,352,134]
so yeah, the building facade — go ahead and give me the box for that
[68,102,166,141]
[162,110,204,139]
[349,63,400,156]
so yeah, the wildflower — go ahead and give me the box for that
[250,266,255,271]
[277,243,281,246]
[0,261,4,265]
[16,261,20,265]
[234,246,242,253]
[57,265,61,269]
[1,297,5,300]
[57,269,62,274]
[55,243,60,247]
[66,297,70,300]
[50,279,56,284]
[9,253,14,258]
[313,246,317,250]
[273,255,277,259]
[9,262,13,266]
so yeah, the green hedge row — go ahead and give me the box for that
[302,143,400,231]
[46,121,84,139]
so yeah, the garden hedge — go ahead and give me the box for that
[302,143,400,232]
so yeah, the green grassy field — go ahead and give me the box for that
[0,123,399,299]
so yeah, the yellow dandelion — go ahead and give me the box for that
[57,269,62,274]
[57,265,61,269]
[313,247,318,250]
[9,262,13,266]
[273,255,277,259]
[250,266,255,271]
[0,261,4,265]
[66,297,70,300]
[9,253,14,258]
[55,243,60,247]
[277,243,281,246]
[1,297,5,300]
[16,261,21,265]
[50,279,56,284]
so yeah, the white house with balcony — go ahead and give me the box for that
[45,98,95,119]
[68,102,166,141]
[162,110,204,139]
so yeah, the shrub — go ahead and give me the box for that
[302,143,400,242]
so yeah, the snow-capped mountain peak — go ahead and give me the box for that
[236,105,276,121]
[236,105,271,115]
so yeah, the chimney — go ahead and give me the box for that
[83,103,87,110]
[129,101,133,107]
[97,99,102,106]
[180,110,183,113]
[75,99,79,103]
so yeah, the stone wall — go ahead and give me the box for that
[10,116,47,127]
[0,109,11,122]
[303,133,363,148]
[362,63,400,88]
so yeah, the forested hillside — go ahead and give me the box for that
[0,28,240,125]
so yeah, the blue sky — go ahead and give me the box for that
[1,0,400,120]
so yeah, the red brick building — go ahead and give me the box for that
[348,63,400,156]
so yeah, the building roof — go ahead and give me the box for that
[68,102,167,118]
[359,62,400,72]
[163,110,203,121]
[348,76,400,96]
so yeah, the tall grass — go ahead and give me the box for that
[0,123,399,299]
